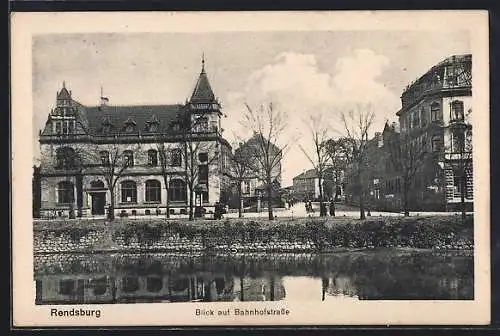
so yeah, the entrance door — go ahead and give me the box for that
[91,193,106,215]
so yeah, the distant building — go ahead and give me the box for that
[34,59,233,218]
[233,134,282,206]
[292,167,343,201]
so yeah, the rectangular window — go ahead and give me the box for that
[211,120,218,132]
[171,149,182,167]
[432,136,442,152]
[55,122,62,134]
[198,152,208,163]
[450,101,464,121]
[198,164,208,184]
[452,130,465,153]
[123,151,134,167]
[62,122,69,134]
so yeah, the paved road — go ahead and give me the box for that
[36,202,472,222]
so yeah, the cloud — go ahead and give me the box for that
[223,49,400,186]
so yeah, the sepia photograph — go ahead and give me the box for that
[11,10,490,326]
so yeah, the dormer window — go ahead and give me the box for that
[101,117,113,134]
[124,117,136,133]
[145,115,160,132]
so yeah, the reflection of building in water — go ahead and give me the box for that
[322,275,359,301]
[232,276,285,302]
[35,274,236,304]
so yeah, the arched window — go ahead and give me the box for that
[123,150,134,167]
[57,181,74,204]
[121,180,137,203]
[91,277,108,296]
[56,147,76,169]
[148,149,158,166]
[196,117,208,131]
[430,102,441,121]
[122,277,139,293]
[146,277,163,293]
[145,179,161,203]
[450,100,464,121]
[169,179,187,202]
[59,279,75,295]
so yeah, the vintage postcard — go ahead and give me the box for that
[11,10,490,326]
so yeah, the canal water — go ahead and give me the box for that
[34,249,473,304]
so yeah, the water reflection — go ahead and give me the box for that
[34,250,473,304]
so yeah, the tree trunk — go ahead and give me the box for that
[358,166,365,220]
[318,176,325,217]
[403,179,410,217]
[163,177,170,219]
[267,183,273,221]
[108,189,115,221]
[189,188,194,221]
[237,183,243,218]
[165,190,170,219]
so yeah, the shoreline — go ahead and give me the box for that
[33,215,474,254]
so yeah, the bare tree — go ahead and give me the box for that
[156,142,178,219]
[340,104,375,220]
[56,141,130,221]
[87,143,130,221]
[386,131,428,216]
[241,102,288,221]
[228,148,251,218]
[325,137,355,201]
[299,115,331,216]
[179,112,221,221]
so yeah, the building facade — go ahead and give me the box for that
[35,60,233,218]
[344,54,473,212]
[292,167,343,202]
[396,54,473,211]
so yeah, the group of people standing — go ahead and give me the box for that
[305,199,336,216]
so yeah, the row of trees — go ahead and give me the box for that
[298,103,472,220]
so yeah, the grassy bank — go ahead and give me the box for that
[34,215,474,252]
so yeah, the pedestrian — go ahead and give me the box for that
[329,198,336,217]
[308,200,313,213]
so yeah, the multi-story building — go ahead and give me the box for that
[396,54,473,211]
[292,167,343,201]
[34,60,233,218]
[345,54,473,212]
[292,169,320,201]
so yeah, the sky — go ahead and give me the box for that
[32,31,471,186]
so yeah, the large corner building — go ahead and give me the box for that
[35,60,233,218]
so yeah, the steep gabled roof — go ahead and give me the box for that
[57,82,71,100]
[190,61,216,103]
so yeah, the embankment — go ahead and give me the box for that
[33,215,474,254]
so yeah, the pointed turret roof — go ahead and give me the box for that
[57,81,71,100]
[190,56,216,103]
